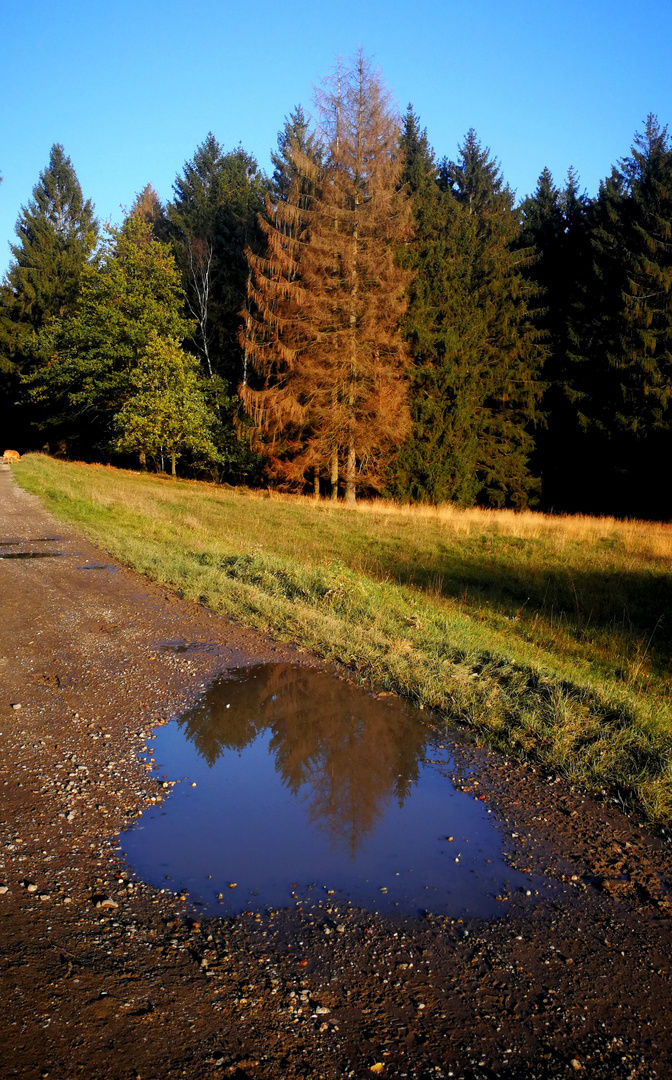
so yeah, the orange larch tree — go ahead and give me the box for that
[241,53,412,502]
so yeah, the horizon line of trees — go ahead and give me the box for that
[1,51,671,518]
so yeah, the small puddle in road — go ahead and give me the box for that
[76,563,118,572]
[0,551,66,559]
[121,663,541,918]
[0,537,63,545]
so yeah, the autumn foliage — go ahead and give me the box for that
[241,53,412,502]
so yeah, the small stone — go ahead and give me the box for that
[227,882,237,889]
[10,703,21,710]
[570,1061,582,1072]
[25,882,38,893]
[191,782,197,788]
[0,885,9,895]
[98,898,118,910]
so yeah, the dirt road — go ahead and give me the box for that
[1,463,671,1080]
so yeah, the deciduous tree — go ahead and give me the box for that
[27,215,190,456]
[241,53,412,502]
[114,334,221,475]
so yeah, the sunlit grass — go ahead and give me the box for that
[13,453,672,825]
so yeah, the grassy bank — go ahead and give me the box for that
[13,453,672,825]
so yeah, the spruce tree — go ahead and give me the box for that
[517,166,591,510]
[569,116,672,516]
[391,124,543,507]
[270,105,322,205]
[168,135,267,387]
[129,184,170,243]
[0,144,98,447]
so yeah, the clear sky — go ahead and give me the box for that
[1,0,670,276]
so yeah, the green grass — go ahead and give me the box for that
[13,453,672,825]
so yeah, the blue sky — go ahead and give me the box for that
[1,0,670,276]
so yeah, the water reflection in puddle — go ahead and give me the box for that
[122,664,538,918]
[0,551,65,559]
[76,563,118,572]
[0,537,63,545]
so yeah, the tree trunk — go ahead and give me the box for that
[313,466,320,498]
[330,449,339,501]
[171,453,177,477]
[138,450,147,471]
[345,440,356,504]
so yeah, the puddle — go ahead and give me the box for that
[76,563,118,572]
[0,551,65,559]
[0,537,63,545]
[121,664,541,918]
[158,639,231,657]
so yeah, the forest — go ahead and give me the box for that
[1,52,671,520]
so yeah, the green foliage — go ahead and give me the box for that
[568,115,672,516]
[517,167,591,511]
[1,144,98,339]
[270,105,323,205]
[27,215,191,453]
[168,134,268,387]
[0,144,98,447]
[390,116,544,508]
[114,334,222,474]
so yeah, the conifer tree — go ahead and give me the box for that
[168,135,267,386]
[129,184,170,242]
[569,116,672,516]
[517,166,590,509]
[241,53,412,502]
[0,145,98,446]
[270,105,322,206]
[1,145,98,339]
[391,123,543,507]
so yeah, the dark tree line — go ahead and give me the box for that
[1,64,670,514]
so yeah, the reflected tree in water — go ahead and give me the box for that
[177,665,428,857]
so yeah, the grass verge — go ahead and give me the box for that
[12,453,672,826]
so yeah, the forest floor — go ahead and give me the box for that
[2,462,672,1079]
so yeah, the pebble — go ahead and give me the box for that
[10,703,21,710]
[0,885,9,895]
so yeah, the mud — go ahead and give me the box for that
[1,463,671,1079]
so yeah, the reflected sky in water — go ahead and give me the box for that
[121,663,536,917]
